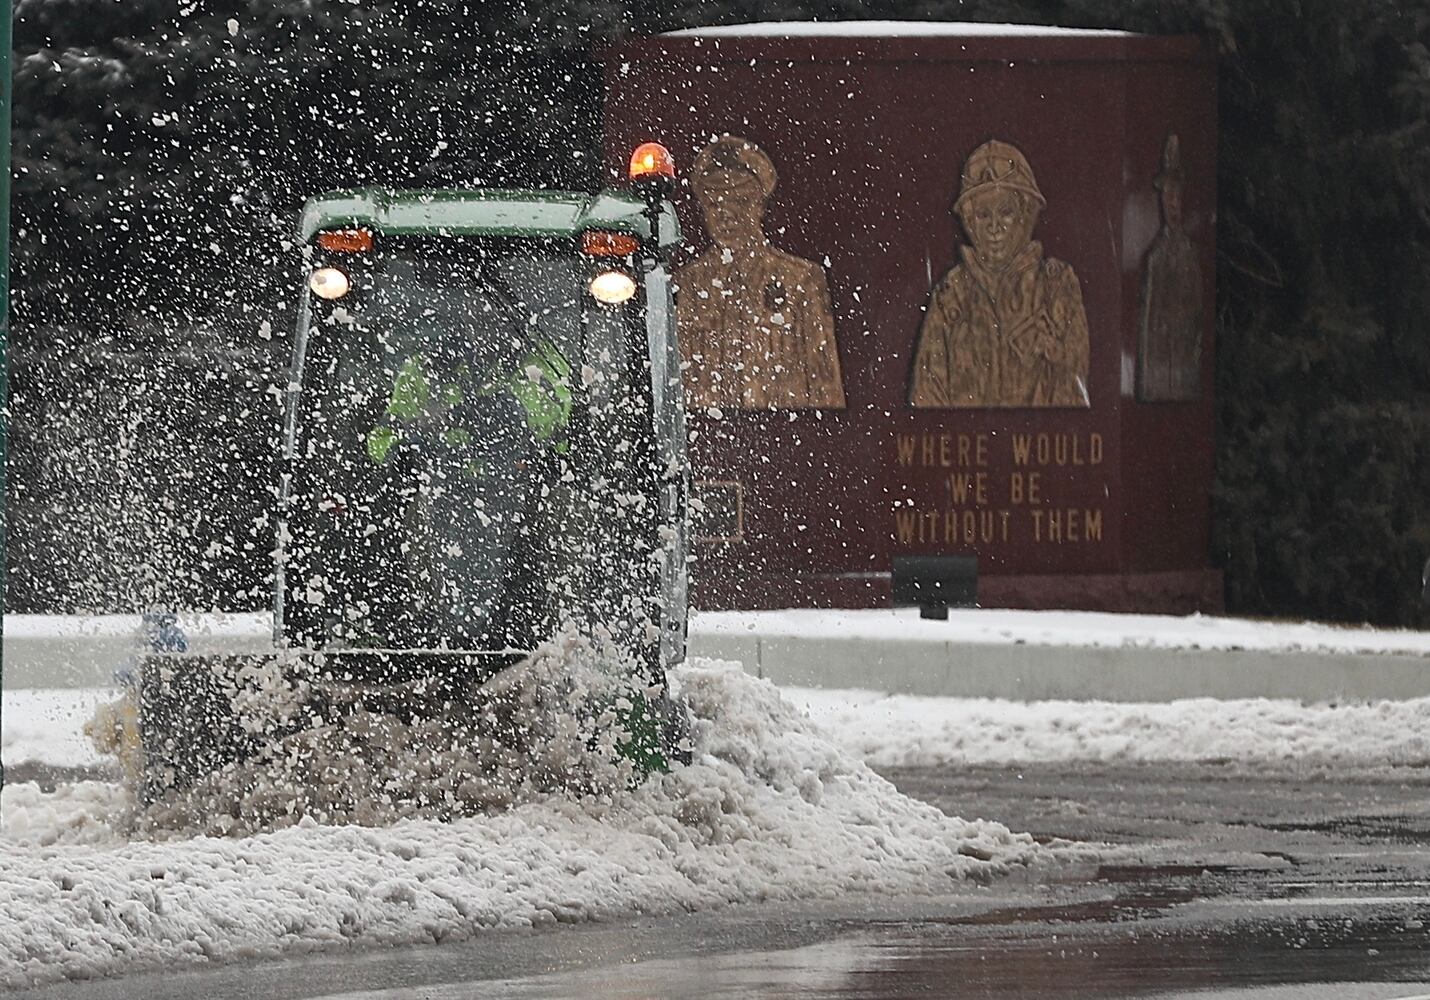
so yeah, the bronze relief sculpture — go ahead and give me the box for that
[675,137,845,410]
[1136,134,1203,402]
[910,140,1090,408]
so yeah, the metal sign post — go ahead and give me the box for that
[1,0,14,803]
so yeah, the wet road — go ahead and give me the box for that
[12,760,1430,998]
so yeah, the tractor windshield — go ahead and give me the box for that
[284,239,641,653]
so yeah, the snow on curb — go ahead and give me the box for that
[693,608,1430,657]
[0,661,1035,989]
[667,20,1134,38]
[788,687,1430,767]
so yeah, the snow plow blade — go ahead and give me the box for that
[129,647,689,813]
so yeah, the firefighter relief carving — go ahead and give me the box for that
[910,140,1091,408]
[675,137,845,410]
[1136,134,1203,402]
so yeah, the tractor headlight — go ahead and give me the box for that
[588,270,636,305]
[309,267,351,300]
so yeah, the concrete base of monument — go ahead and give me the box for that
[691,568,1225,615]
[980,569,1225,615]
[687,608,1430,704]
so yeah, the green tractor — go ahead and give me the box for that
[116,145,693,811]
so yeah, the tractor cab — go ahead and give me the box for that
[282,185,686,680]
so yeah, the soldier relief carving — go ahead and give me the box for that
[910,140,1090,408]
[675,137,845,410]
[1136,134,1203,402]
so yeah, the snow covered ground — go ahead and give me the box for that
[5,615,1430,990]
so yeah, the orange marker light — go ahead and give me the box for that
[317,228,374,253]
[582,230,642,257]
[628,142,675,182]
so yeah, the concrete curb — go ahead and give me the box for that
[2,614,273,689]
[686,632,1430,703]
[7,611,1430,703]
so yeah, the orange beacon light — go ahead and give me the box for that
[628,142,675,261]
[628,142,675,182]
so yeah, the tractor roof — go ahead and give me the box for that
[299,188,679,246]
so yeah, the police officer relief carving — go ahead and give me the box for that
[675,137,845,410]
[1136,134,1203,402]
[910,140,1091,409]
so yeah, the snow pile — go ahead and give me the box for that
[0,660,1034,989]
[789,687,1430,767]
[2,781,126,848]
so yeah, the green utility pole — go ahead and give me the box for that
[0,0,14,803]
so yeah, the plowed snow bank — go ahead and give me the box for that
[787,687,1430,767]
[0,660,1035,989]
